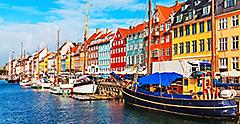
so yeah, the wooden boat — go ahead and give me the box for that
[72,75,98,94]
[121,72,237,118]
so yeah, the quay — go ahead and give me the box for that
[69,81,123,102]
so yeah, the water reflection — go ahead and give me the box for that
[0,80,239,124]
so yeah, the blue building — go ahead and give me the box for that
[126,23,146,70]
[98,32,114,78]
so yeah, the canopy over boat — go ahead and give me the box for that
[138,72,183,87]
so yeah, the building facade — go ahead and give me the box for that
[87,29,103,74]
[172,0,212,61]
[110,28,129,72]
[150,2,184,63]
[98,32,114,78]
[215,0,240,72]
[126,23,146,70]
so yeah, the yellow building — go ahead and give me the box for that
[65,49,75,72]
[215,2,240,72]
[171,0,212,61]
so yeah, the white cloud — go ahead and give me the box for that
[0,0,148,66]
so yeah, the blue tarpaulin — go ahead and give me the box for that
[137,72,183,87]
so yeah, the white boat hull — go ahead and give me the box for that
[73,84,98,94]
[41,83,52,89]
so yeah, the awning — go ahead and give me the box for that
[221,70,240,77]
[138,72,183,87]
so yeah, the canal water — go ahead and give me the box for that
[0,80,238,124]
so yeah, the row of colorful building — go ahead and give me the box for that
[6,0,240,79]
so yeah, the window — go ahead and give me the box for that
[192,40,197,52]
[207,38,212,51]
[219,58,228,69]
[180,26,184,37]
[232,57,239,69]
[174,44,178,55]
[186,41,190,53]
[199,21,205,33]
[232,36,239,50]
[207,20,212,31]
[219,37,228,51]
[224,0,236,8]
[161,36,164,43]
[179,42,184,54]
[160,24,164,31]
[188,10,194,20]
[232,15,239,27]
[166,48,170,56]
[176,15,182,23]
[203,6,210,16]
[199,39,205,52]
[154,38,158,44]
[192,23,197,34]
[166,22,171,30]
[151,39,155,44]
[166,35,170,42]
[219,18,228,30]
[174,28,178,38]
[183,25,189,37]
[161,49,165,56]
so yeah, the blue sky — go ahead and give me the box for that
[0,0,185,66]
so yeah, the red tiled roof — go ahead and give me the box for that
[128,22,147,35]
[118,28,129,38]
[98,33,115,45]
[156,2,185,23]
[86,31,102,45]
[71,45,80,53]
[98,32,112,39]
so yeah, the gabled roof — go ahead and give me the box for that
[86,31,102,45]
[155,2,185,23]
[98,32,115,45]
[128,22,147,35]
[71,45,80,53]
[118,28,129,38]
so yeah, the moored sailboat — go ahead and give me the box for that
[121,0,238,119]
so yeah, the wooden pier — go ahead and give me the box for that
[69,81,123,101]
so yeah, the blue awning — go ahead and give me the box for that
[137,72,183,87]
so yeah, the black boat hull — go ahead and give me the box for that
[122,88,237,118]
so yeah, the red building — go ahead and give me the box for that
[110,28,129,72]
[149,1,184,62]
[87,29,102,74]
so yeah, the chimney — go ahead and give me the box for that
[96,28,100,33]
[175,0,179,5]
[106,28,111,34]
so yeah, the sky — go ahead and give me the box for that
[0,0,185,66]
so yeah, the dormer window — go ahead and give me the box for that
[194,0,201,6]
[224,0,236,8]
[181,4,188,11]
[203,6,210,16]
[166,22,171,31]
[176,14,182,23]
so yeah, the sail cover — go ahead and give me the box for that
[137,72,183,87]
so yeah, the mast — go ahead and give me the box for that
[23,49,26,80]
[11,51,14,80]
[20,42,23,81]
[147,0,152,74]
[83,0,89,75]
[211,0,218,98]
[37,46,40,80]
[57,29,60,84]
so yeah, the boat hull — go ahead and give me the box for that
[122,88,237,118]
[73,84,97,94]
